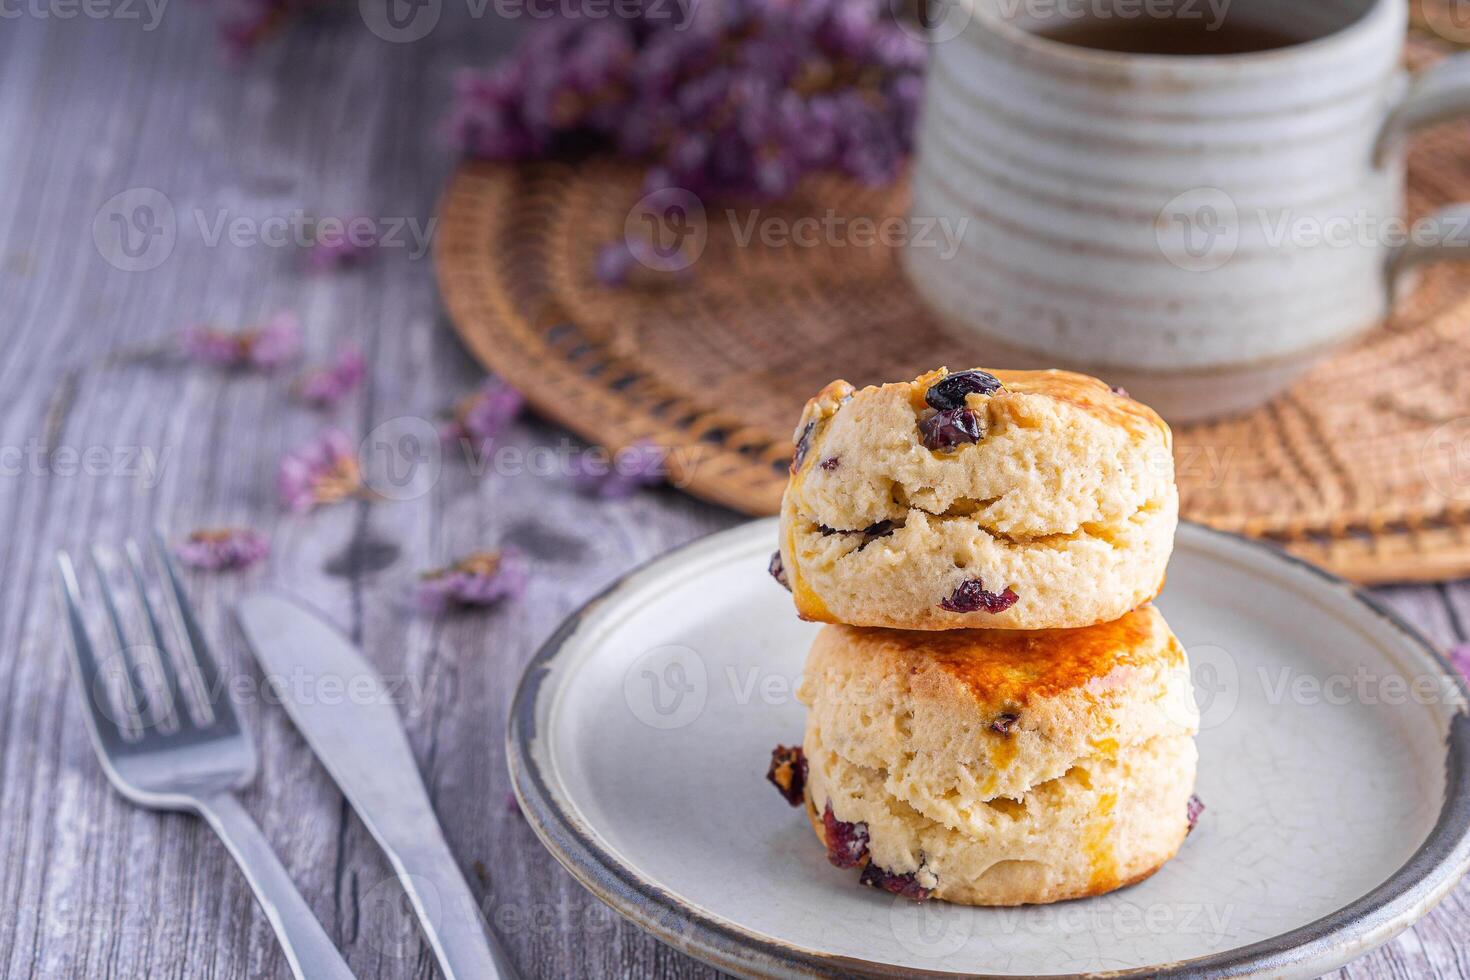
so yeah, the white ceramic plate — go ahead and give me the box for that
[508,520,1470,978]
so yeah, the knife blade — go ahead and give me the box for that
[235,592,517,980]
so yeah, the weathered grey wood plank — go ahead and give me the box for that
[0,5,1464,979]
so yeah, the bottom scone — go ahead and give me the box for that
[767,610,1202,905]
[801,723,1197,906]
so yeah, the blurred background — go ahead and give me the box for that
[3,0,1470,976]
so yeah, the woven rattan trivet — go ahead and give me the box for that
[434,38,1470,585]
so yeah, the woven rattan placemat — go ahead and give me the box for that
[434,37,1470,585]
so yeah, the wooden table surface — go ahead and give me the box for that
[0,7,1466,979]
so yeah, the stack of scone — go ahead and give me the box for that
[766,367,1201,905]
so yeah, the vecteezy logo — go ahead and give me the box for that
[360,874,437,960]
[358,415,442,501]
[92,187,176,272]
[1180,643,1239,731]
[623,644,707,730]
[892,0,972,44]
[624,187,707,273]
[1421,0,1470,44]
[359,0,440,43]
[889,894,974,958]
[1423,417,1470,503]
[1156,187,1239,273]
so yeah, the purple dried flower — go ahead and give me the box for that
[594,242,635,287]
[416,549,529,613]
[572,440,666,499]
[175,528,270,571]
[940,579,1020,615]
[217,1,295,61]
[1449,643,1470,682]
[277,428,364,513]
[448,0,926,200]
[304,217,379,272]
[297,346,366,409]
[181,311,301,370]
[441,380,525,449]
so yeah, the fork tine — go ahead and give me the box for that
[152,532,232,729]
[55,552,128,751]
[123,540,190,730]
[89,545,154,733]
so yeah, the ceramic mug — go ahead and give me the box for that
[905,0,1470,422]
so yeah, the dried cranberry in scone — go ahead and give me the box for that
[821,802,869,869]
[919,407,983,451]
[925,369,1003,411]
[1186,794,1205,833]
[768,550,791,590]
[859,862,933,901]
[940,579,1019,614]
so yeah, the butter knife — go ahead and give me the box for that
[235,593,517,980]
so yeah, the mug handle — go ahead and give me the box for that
[1378,55,1470,290]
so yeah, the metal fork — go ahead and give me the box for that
[55,536,356,980]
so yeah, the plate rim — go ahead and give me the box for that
[506,519,1470,979]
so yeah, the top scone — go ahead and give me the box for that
[774,367,1177,630]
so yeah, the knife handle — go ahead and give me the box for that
[197,793,358,980]
[395,835,520,980]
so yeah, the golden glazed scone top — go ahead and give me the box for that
[793,368,1169,452]
[798,605,1198,833]
[845,606,1180,711]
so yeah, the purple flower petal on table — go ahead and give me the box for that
[243,311,303,369]
[416,549,529,613]
[1450,643,1470,682]
[304,217,379,272]
[175,528,270,571]
[297,346,366,409]
[572,440,666,499]
[441,379,525,449]
[181,311,301,370]
[277,428,364,513]
[594,242,635,287]
[180,325,247,366]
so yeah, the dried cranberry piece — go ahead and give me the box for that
[989,712,1019,736]
[791,420,817,473]
[766,745,808,807]
[768,551,791,591]
[940,579,1019,614]
[821,803,870,869]
[819,456,840,471]
[1109,384,1132,399]
[919,408,982,451]
[1186,794,1205,833]
[859,863,933,901]
[925,370,1003,411]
